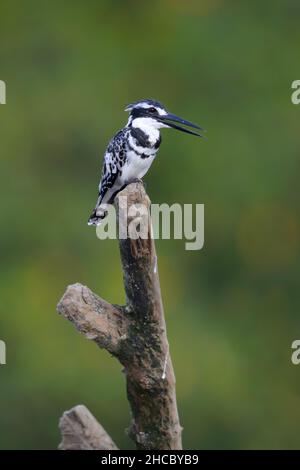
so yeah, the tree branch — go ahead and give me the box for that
[57,182,182,450]
[59,405,118,450]
[57,283,128,357]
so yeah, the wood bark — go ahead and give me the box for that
[59,405,118,450]
[57,182,182,450]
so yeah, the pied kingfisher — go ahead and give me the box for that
[88,99,203,226]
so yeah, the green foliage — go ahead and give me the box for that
[1,0,300,449]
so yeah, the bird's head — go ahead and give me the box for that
[125,99,203,137]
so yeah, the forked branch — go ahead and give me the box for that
[57,182,182,450]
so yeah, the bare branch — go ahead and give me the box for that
[115,183,182,450]
[59,405,118,450]
[57,182,182,450]
[57,283,128,357]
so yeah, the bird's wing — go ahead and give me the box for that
[98,129,128,203]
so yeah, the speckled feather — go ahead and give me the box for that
[88,125,160,226]
[98,128,130,202]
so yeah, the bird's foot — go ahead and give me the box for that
[130,178,146,189]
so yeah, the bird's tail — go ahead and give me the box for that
[87,203,108,226]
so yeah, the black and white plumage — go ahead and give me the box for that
[88,99,202,226]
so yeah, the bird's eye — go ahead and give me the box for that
[148,107,157,113]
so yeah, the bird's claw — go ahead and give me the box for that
[130,178,146,189]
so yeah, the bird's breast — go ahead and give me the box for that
[121,149,156,183]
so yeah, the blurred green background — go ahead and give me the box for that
[1,0,300,450]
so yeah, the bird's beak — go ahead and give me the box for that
[157,113,204,137]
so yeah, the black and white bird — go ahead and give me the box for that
[88,99,203,226]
